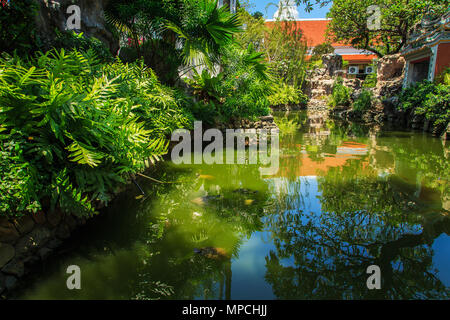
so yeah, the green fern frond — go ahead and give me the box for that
[67,140,104,167]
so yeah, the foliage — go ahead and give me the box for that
[0,49,193,217]
[268,82,308,108]
[353,89,373,112]
[294,0,333,12]
[275,118,301,135]
[0,139,40,217]
[328,77,352,108]
[265,20,308,88]
[236,10,308,88]
[251,11,264,20]
[235,9,267,52]
[310,42,335,60]
[326,0,448,57]
[185,44,271,122]
[363,65,377,88]
[0,0,39,55]
[436,67,450,86]
[399,80,450,129]
[106,0,241,84]
[166,0,241,70]
[52,31,114,63]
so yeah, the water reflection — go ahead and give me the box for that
[17,111,449,300]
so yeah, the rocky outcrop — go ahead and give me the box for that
[305,54,344,99]
[374,54,405,98]
[322,53,343,77]
[34,0,119,54]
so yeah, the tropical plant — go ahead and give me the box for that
[328,77,352,108]
[0,139,40,217]
[184,44,272,122]
[0,49,193,217]
[52,31,114,63]
[275,117,302,135]
[0,0,39,55]
[436,67,450,86]
[353,89,373,112]
[265,19,308,88]
[399,80,450,131]
[268,82,308,108]
[166,0,242,70]
[105,0,241,83]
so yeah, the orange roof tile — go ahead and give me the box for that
[341,54,378,63]
[265,19,345,47]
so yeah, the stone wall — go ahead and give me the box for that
[215,115,278,131]
[0,211,87,297]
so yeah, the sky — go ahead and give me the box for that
[247,0,332,20]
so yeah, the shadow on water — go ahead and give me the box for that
[13,111,450,300]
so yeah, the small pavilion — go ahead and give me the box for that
[401,11,450,87]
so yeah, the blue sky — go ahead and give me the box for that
[247,1,332,19]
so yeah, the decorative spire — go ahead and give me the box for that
[218,0,237,14]
[273,0,300,20]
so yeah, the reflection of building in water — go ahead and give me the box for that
[301,112,331,146]
[274,141,370,178]
[336,142,369,156]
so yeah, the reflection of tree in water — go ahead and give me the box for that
[264,160,450,299]
[130,163,271,300]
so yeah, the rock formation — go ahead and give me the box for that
[34,0,119,54]
[374,53,406,98]
[305,53,363,110]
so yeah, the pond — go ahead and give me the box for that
[15,111,450,300]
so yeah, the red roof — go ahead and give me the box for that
[265,19,345,47]
[340,54,378,63]
[265,20,377,63]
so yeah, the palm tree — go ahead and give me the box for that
[105,0,242,80]
[165,0,241,70]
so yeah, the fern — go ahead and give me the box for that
[0,49,193,217]
[67,141,104,168]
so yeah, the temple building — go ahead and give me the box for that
[273,0,300,21]
[401,11,450,87]
[218,0,237,14]
[265,1,377,78]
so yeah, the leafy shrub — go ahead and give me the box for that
[268,82,307,107]
[311,43,335,58]
[53,31,114,63]
[184,44,271,122]
[353,90,373,112]
[363,64,377,88]
[0,139,40,217]
[0,0,39,55]
[275,118,301,135]
[328,77,352,108]
[0,49,193,217]
[436,67,450,86]
[399,80,450,129]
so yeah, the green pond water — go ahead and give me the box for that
[15,111,450,300]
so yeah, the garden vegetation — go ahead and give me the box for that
[0,0,310,218]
